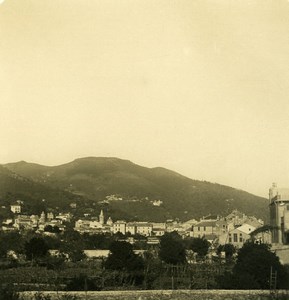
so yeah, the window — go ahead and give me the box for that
[198,227,200,231]
[233,233,238,242]
[229,237,232,243]
[239,237,243,242]
[204,226,206,231]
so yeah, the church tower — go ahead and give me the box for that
[99,209,104,225]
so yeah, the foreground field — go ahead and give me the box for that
[20,289,289,300]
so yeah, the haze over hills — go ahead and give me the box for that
[2,157,269,222]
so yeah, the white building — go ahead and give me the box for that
[10,203,21,214]
[112,220,126,235]
[219,223,256,248]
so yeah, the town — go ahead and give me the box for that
[3,203,268,250]
[0,183,289,299]
[2,183,289,256]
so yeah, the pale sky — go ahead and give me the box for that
[1,0,289,197]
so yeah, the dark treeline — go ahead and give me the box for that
[0,231,288,292]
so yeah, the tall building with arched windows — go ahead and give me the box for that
[269,183,289,244]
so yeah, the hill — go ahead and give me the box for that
[0,164,82,216]
[2,157,269,222]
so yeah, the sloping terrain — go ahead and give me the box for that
[0,165,81,214]
[3,157,269,222]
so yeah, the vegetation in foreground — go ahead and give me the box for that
[0,230,288,294]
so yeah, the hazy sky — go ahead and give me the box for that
[1,0,289,197]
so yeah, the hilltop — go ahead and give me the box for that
[2,157,268,222]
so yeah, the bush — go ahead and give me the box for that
[66,274,101,291]
[0,284,20,300]
[217,242,289,289]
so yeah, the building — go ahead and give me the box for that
[106,217,113,226]
[126,222,136,235]
[10,203,22,214]
[225,210,247,229]
[269,183,289,244]
[99,210,104,225]
[135,222,152,236]
[220,223,256,248]
[14,215,35,230]
[112,220,126,235]
[152,222,166,236]
[190,220,218,240]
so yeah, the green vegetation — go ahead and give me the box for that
[187,237,211,258]
[24,237,49,261]
[217,242,289,289]
[104,241,144,272]
[159,232,186,265]
[1,157,268,222]
[216,244,236,260]
[0,230,289,291]
[0,285,20,300]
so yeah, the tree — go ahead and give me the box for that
[24,237,49,260]
[159,232,186,265]
[0,284,20,300]
[104,241,144,272]
[59,229,86,262]
[0,232,24,259]
[217,244,236,259]
[189,237,210,258]
[59,240,86,263]
[44,225,61,234]
[220,241,289,289]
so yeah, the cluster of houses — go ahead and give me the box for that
[2,201,268,249]
[8,181,289,249]
[74,209,268,248]
[2,202,72,233]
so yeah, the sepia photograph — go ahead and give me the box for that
[0,0,289,299]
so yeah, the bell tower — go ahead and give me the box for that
[99,209,104,225]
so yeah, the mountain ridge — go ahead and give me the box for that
[1,157,269,222]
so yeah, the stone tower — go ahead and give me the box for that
[99,209,104,225]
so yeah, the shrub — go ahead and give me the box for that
[0,284,20,300]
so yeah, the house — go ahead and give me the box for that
[152,200,163,206]
[182,219,198,230]
[75,219,103,233]
[190,220,218,240]
[1,219,15,231]
[135,222,152,236]
[152,223,166,236]
[70,202,77,209]
[124,222,153,236]
[112,220,126,235]
[126,222,136,235]
[225,210,247,229]
[55,213,72,222]
[74,219,91,232]
[10,203,22,214]
[222,223,256,248]
[14,215,35,230]
[165,219,180,232]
